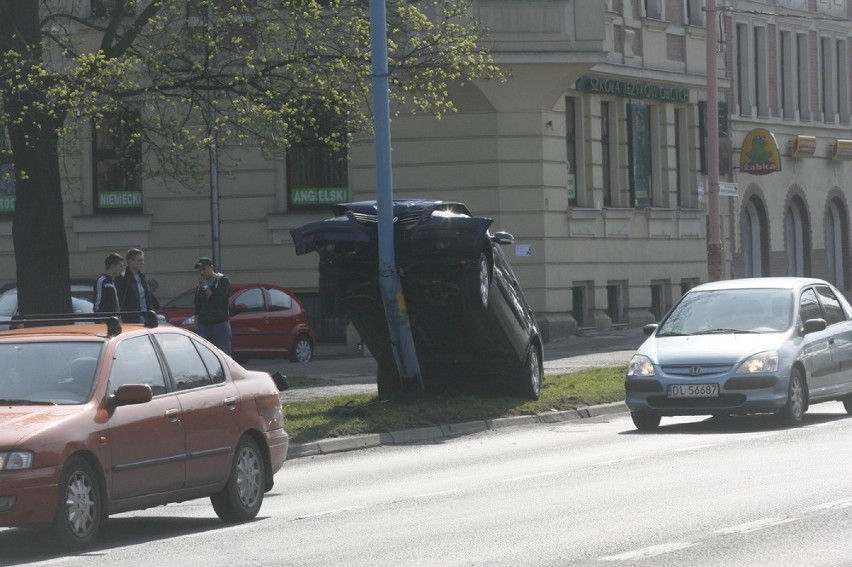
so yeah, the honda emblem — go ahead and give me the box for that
[689,366,702,376]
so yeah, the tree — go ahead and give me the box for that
[0,0,500,316]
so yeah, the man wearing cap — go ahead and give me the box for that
[194,257,232,355]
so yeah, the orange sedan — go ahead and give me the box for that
[0,312,288,549]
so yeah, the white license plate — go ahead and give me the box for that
[668,384,719,398]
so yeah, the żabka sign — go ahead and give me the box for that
[740,128,782,175]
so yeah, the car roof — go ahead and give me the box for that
[689,277,831,293]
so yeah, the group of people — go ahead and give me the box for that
[92,249,233,355]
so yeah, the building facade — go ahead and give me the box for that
[4,0,850,347]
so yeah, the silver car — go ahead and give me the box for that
[625,277,852,430]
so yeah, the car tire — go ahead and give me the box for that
[631,412,662,431]
[211,436,265,523]
[289,335,314,363]
[843,396,852,415]
[465,251,491,312]
[777,367,806,426]
[50,457,102,549]
[377,364,400,399]
[516,343,542,400]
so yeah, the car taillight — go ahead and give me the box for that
[255,394,283,430]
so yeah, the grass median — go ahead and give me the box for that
[283,366,627,444]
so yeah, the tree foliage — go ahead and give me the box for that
[0,0,501,315]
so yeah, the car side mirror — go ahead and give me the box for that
[492,231,514,245]
[801,318,827,335]
[107,384,153,409]
[643,323,658,336]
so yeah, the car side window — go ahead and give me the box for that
[232,288,264,314]
[155,333,214,391]
[799,288,823,324]
[194,338,226,384]
[109,336,168,396]
[267,288,293,311]
[816,286,847,325]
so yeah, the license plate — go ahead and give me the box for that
[668,384,719,398]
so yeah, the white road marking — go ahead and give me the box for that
[598,456,647,465]
[397,489,461,501]
[293,505,367,520]
[500,471,558,483]
[807,497,852,512]
[667,444,717,453]
[715,517,795,534]
[599,542,697,561]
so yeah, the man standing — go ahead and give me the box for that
[194,257,232,355]
[93,252,124,313]
[116,248,159,322]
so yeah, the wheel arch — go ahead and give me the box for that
[241,429,275,492]
[792,361,811,410]
[66,449,109,517]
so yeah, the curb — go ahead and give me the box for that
[286,401,629,459]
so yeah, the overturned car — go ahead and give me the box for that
[290,199,543,399]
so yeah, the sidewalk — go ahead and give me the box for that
[246,326,647,457]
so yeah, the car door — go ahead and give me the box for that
[798,287,835,393]
[265,287,298,356]
[154,331,240,488]
[814,284,852,396]
[229,286,270,354]
[107,335,186,500]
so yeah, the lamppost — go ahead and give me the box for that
[705,0,723,282]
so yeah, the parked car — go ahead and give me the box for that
[159,283,315,363]
[290,199,543,399]
[0,311,288,549]
[0,282,95,322]
[625,277,852,431]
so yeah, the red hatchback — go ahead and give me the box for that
[159,283,315,364]
[0,312,288,549]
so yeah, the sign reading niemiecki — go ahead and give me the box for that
[291,187,349,206]
[99,191,142,208]
[575,75,690,103]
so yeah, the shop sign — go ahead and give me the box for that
[98,191,142,208]
[291,187,349,206]
[575,75,689,103]
[740,128,782,175]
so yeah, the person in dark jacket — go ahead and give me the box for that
[93,252,124,313]
[194,257,232,355]
[116,248,159,322]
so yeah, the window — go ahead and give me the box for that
[186,0,258,51]
[195,339,225,384]
[736,23,751,115]
[779,31,795,119]
[674,108,689,207]
[644,0,663,20]
[601,101,613,207]
[627,103,652,207]
[109,336,167,396]
[92,112,142,214]
[232,287,264,314]
[799,288,822,323]
[268,288,293,311]
[155,333,214,390]
[821,37,836,122]
[287,108,349,209]
[816,285,846,325]
[566,96,578,207]
[797,33,811,120]
[0,123,14,214]
[686,0,704,26]
[838,40,849,124]
[754,26,768,117]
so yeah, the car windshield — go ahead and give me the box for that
[0,342,103,404]
[656,288,794,336]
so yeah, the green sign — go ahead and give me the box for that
[0,195,13,213]
[291,187,349,206]
[576,75,689,103]
[99,191,142,208]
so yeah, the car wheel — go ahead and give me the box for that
[777,367,806,426]
[843,396,852,414]
[465,251,491,312]
[516,343,542,399]
[50,457,102,549]
[631,412,662,431]
[377,364,400,399]
[211,436,266,523]
[289,335,313,363]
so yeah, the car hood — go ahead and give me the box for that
[639,333,787,364]
[0,404,87,447]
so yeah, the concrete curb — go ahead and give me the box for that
[286,401,629,459]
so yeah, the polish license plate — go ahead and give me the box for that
[668,384,719,398]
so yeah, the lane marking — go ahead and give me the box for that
[667,444,717,453]
[598,456,647,465]
[397,489,461,501]
[500,471,558,483]
[293,505,367,520]
[715,517,795,534]
[600,542,696,561]
[807,497,852,512]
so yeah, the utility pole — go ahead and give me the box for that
[368,0,423,394]
[205,4,221,268]
[705,0,723,282]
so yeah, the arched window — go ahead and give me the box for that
[784,197,810,276]
[743,197,766,277]
[826,199,848,290]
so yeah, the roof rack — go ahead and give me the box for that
[10,315,123,336]
[10,310,160,336]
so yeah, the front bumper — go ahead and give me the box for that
[0,465,61,528]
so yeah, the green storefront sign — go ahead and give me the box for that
[291,187,349,206]
[99,191,142,208]
[576,75,689,103]
[0,195,14,213]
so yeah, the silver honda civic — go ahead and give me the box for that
[625,277,852,430]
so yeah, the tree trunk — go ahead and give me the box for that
[1,1,72,316]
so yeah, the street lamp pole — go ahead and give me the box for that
[706,0,723,282]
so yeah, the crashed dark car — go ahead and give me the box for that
[290,199,543,399]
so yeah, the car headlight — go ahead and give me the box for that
[0,451,34,470]
[627,354,656,377]
[736,351,779,373]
